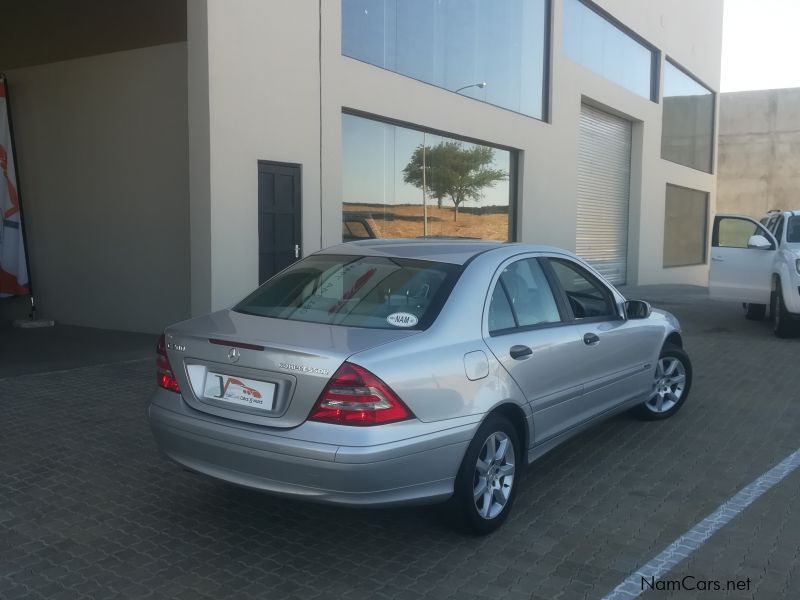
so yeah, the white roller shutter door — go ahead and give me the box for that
[576,104,632,285]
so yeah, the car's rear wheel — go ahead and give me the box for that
[448,414,519,535]
[634,344,692,421]
[744,302,766,320]
[771,285,798,338]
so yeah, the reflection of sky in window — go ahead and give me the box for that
[661,62,714,172]
[562,0,653,99]
[663,61,712,98]
[342,0,546,119]
[342,114,511,208]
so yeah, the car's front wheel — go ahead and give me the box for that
[448,414,520,535]
[634,344,692,421]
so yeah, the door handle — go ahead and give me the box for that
[711,256,724,262]
[294,244,300,259]
[509,345,532,360]
[583,332,600,346]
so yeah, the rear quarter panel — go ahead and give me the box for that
[350,332,528,423]
[349,252,529,423]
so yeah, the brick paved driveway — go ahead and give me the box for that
[1,287,798,599]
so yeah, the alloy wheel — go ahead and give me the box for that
[646,357,686,413]
[473,431,515,519]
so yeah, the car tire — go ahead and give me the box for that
[447,414,520,535]
[771,284,798,339]
[634,344,692,421]
[743,302,766,320]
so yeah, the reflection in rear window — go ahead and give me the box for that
[234,255,462,329]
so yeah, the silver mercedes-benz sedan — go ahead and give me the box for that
[149,240,691,534]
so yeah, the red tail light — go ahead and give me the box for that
[156,334,181,393]
[309,362,413,426]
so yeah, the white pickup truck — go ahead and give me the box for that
[709,210,800,338]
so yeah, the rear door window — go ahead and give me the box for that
[787,216,800,243]
[488,258,562,335]
[774,216,785,243]
[235,255,461,329]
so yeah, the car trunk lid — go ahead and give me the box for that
[165,309,418,428]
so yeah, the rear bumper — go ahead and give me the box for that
[148,389,476,507]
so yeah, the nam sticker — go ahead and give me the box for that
[386,312,418,328]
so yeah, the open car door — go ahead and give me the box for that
[709,215,777,303]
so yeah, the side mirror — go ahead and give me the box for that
[747,234,772,250]
[624,299,652,320]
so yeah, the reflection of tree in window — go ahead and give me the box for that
[402,141,507,220]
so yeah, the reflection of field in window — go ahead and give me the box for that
[343,204,510,241]
[342,113,514,242]
[718,220,757,248]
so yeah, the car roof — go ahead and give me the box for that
[762,210,800,218]
[318,239,571,265]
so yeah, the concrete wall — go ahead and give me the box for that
[4,43,190,332]
[190,0,723,313]
[717,88,800,218]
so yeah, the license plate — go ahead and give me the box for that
[202,372,276,411]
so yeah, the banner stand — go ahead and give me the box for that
[0,74,54,328]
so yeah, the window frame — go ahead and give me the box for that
[341,108,520,243]
[340,0,553,121]
[485,256,568,337]
[661,57,716,174]
[483,253,623,338]
[564,0,661,102]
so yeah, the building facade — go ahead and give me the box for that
[1,0,723,333]
[717,87,800,219]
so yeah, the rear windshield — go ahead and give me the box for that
[788,216,800,243]
[234,255,462,329]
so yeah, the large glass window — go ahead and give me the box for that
[342,113,514,241]
[661,60,715,173]
[663,185,708,267]
[563,0,656,101]
[341,0,549,119]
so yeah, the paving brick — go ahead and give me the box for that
[1,291,799,599]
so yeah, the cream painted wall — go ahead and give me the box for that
[321,0,723,287]
[189,0,322,313]
[6,43,190,332]
[193,0,723,312]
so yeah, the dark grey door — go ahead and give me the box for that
[258,161,301,283]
